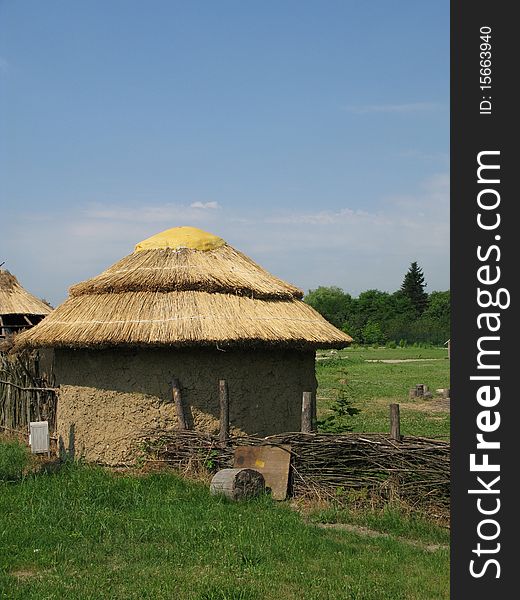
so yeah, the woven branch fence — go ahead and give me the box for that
[142,430,450,512]
[0,351,58,436]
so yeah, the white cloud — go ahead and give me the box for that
[1,174,449,305]
[260,173,448,239]
[190,201,220,209]
[226,173,449,294]
[266,208,373,226]
[83,201,221,225]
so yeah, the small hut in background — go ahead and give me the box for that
[0,269,52,341]
[16,226,352,464]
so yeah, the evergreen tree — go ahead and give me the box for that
[400,261,428,316]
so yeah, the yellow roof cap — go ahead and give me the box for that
[134,226,226,252]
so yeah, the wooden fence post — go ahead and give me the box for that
[390,403,401,441]
[301,391,312,433]
[311,391,317,433]
[171,378,188,430]
[26,393,31,432]
[219,379,229,442]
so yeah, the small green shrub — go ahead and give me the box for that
[318,387,360,433]
[204,449,220,471]
[0,439,30,481]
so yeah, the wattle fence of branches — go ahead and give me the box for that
[142,430,450,514]
[0,351,58,437]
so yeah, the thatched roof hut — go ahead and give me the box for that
[0,269,52,339]
[17,226,350,350]
[16,226,352,464]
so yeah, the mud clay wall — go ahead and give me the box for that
[54,347,316,465]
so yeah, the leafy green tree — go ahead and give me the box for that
[391,290,416,317]
[305,267,449,346]
[413,290,450,345]
[362,321,385,345]
[357,290,391,320]
[400,262,428,316]
[423,291,450,326]
[304,286,352,329]
[346,290,386,343]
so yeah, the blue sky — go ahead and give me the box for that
[0,1,449,306]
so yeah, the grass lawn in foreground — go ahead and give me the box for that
[0,463,449,600]
[316,346,450,439]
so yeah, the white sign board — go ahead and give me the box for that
[29,421,50,454]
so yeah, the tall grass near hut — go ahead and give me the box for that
[0,438,30,481]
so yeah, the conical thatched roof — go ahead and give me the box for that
[0,270,52,316]
[16,226,352,350]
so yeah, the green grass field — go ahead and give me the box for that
[0,461,449,600]
[316,346,450,439]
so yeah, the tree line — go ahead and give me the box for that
[304,262,450,346]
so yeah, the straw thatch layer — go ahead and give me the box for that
[70,245,303,300]
[16,290,352,349]
[0,270,52,316]
[15,228,353,350]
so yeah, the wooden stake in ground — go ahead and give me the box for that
[390,403,401,441]
[301,391,312,433]
[219,379,229,442]
[171,378,188,430]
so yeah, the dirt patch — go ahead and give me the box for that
[11,569,40,580]
[402,398,450,413]
[365,358,445,363]
[315,522,448,553]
